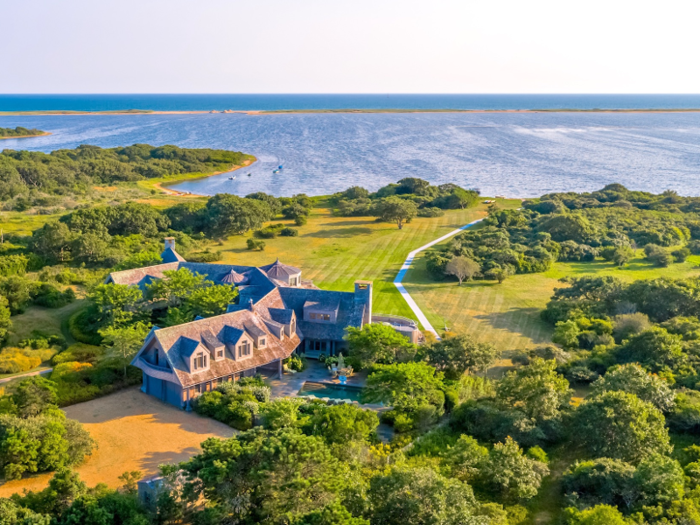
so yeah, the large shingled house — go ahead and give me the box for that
[106,238,420,409]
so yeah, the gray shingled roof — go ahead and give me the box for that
[161,247,186,263]
[278,287,364,340]
[259,259,301,280]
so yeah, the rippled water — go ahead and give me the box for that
[1,112,700,197]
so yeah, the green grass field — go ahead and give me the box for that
[213,199,520,321]
[404,237,700,353]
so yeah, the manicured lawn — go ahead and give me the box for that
[403,243,700,352]
[5,299,86,347]
[215,199,521,320]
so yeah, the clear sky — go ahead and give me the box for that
[4,0,700,94]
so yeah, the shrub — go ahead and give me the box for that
[0,348,42,374]
[294,215,308,226]
[186,250,222,263]
[672,247,691,262]
[280,227,299,237]
[284,355,307,372]
[688,240,700,255]
[31,283,75,308]
[68,309,102,345]
[246,239,266,251]
[52,344,103,365]
[417,207,445,218]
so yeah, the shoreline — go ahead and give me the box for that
[148,158,255,197]
[2,108,700,116]
[0,131,52,139]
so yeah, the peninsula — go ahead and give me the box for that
[0,126,50,139]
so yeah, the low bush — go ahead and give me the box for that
[0,348,42,374]
[52,343,103,365]
[279,227,299,237]
[417,207,445,218]
[254,224,285,239]
[31,283,75,308]
[246,239,266,251]
[68,308,102,345]
[186,250,222,263]
[284,355,307,372]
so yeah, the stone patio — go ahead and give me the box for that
[264,359,368,398]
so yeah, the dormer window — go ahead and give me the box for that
[310,313,330,322]
[238,341,251,358]
[259,338,266,348]
[194,352,207,370]
[216,349,224,359]
[290,277,298,286]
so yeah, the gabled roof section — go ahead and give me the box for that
[278,287,364,341]
[201,329,223,350]
[223,325,244,345]
[244,321,266,339]
[304,298,340,312]
[179,337,204,359]
[161,247,186,264]
[268,307,295,325]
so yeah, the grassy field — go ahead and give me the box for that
[0,387,234,497]
[404,239,700,353]
[213,199,521,320]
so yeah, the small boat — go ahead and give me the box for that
[273,169,280,174]
[247,173,252,177]
[278,165,283,170]
[228,176,235,180]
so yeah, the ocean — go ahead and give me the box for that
[3,94,700,112]
[1,96,700,198]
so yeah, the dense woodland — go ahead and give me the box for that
[0,143,252,210]
[0,127,45,138]
[3,156,700,523]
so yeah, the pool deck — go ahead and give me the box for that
[265,360,368,398]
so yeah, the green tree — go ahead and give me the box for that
[571,391,671,463]
[305,403,379,446]
[612,246,635,267]
[99,322,150,378]
[205,194,272,238]
[177,428,348,524]
[562,505,630,525]
[0,499,50,525]
[14,468,87,516]
[633,453,685,508]
[591,363,675,412]
[259,398,303,430]
[184,284,238,318]
[71,232,110,264]
[615,327,684,372]
[89,283,143,327]
[552,319,581,349]
[346,323,416,369]
[443,435,488,483]
[364,362,445,414]
[421,334,499,380]
[367,466,483,525]
[290,500,368,525]
[373,197,418,229]
[496,358,571,423]
[562,458,637,510]
[445,256,480,285]
[479,436,549,502]
[30,222,75,263]
[145,268,207,308]
[12,377,58,419]
[0,295,11,341]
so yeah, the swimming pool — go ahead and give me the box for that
[298,381,364,403]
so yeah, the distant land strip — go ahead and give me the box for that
[3,108,700,116]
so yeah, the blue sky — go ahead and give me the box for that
[4,0,700,93]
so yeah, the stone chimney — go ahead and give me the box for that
[164,237,176,251]
[248,298,255,312]
[354,280,372,325]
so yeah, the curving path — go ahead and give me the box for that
[393,218,485,340]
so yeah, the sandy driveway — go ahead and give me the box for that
[0,387,234,497]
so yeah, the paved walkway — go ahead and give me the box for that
[0,367,53,385]
[393,218,485,340]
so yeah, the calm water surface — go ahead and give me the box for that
[1,112,700,198]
